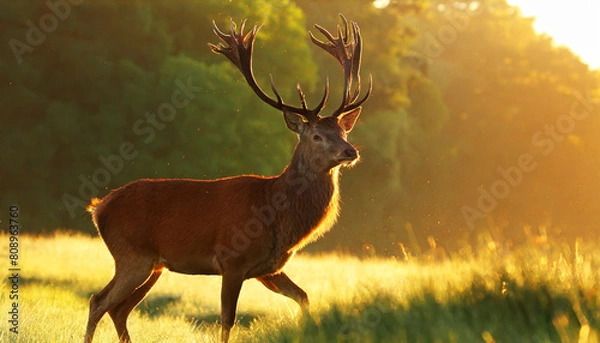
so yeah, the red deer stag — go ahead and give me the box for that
[84,14,371,343]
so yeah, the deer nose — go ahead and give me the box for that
[343,148,358,160]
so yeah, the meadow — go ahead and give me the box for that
[0,233,598,343]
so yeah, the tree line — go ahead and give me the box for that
[1,0,599,256]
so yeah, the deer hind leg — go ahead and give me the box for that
[108,268,163,343]
[84,256,156,343]
[257,272,309,313]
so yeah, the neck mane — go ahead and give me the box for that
[274,151,341,252]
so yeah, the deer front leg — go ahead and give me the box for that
[220,272,245,343]
[257,272,309,313]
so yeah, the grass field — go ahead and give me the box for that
[0,233,599,342]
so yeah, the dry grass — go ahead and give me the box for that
[0,232,598,342]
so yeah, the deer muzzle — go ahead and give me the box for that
[336,145,360,166]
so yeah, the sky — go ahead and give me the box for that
[506,0,600,70]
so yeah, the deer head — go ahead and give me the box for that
[209,14,372,174]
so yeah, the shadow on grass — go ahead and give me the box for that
[21,276,260,328]
[19,276,96,301]
[185,312,258,329]
[138,294,181,317]
[138,294,259,328]
[268,277,592,343]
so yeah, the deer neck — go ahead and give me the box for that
[274,152,341,252]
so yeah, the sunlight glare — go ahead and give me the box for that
[507,0,600,69]
[373,0,390,9]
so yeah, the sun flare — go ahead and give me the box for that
[373,0,390,9]
[507,0,600,69]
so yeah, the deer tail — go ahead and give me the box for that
[86,198,102,213]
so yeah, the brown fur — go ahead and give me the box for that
[84,15,369,343]
[84,114,360,343]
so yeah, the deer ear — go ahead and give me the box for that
[283,110,308,134]
[338,107,362,132]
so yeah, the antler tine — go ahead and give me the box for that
[309,25,343,63]
[268,74,284,107]
[344,73,373,113]
[314,77,330,115]
[297,83,308,110]
[309,14,371,118]
[340,14,350,46]
[349,21,362,103]
[209,19,326,122]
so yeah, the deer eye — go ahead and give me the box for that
[312,134,322,141]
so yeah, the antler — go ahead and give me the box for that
[209,20,328,122]
[309,14,372,118]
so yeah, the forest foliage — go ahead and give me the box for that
[1,0,599,255]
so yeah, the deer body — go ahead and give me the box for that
[91,162,340,278]
[85,15,370,343]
